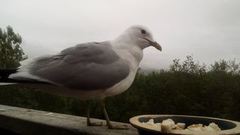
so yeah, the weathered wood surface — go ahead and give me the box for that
[0,104,138,135]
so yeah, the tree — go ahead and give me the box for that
[0,26,27,69]
[170,55,206,74]
[210,59,240,74]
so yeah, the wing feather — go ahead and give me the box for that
[28,42,130,90]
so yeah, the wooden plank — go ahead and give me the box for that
[0,104,138,135]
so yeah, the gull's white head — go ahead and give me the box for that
[116,25,162,51]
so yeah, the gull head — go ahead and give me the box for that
[117,25,162,51]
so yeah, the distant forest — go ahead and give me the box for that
[0,56,240,122]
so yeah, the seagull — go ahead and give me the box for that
[0,25,162,129]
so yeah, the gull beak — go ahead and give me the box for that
[144,38,162,51]
[151,41,162,51]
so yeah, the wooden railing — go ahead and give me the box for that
[0,104,138,135]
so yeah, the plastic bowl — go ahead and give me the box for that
[129,115,240,135]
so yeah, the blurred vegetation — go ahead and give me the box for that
[0,26,27,69]
[0,56,240,123]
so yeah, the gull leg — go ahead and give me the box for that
[100,99,129,130]
[86,101,104,126]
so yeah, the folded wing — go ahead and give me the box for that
[12,42,130,90]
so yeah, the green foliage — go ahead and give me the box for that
[170,55,206,74]
[210,59,240,74]
[0,56,240,123]
[0,26,27,69]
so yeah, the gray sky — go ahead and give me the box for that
[1,0,240,69]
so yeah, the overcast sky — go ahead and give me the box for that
[0,0,239,69]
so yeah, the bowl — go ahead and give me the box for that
[129,115,240,135]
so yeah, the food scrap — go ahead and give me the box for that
[142,118,221,133]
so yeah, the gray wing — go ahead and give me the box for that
[29,42,130,90]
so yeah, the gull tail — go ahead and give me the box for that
[0,69,50,85]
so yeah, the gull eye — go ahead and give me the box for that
[141,29,146,34]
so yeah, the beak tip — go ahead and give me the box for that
[159,47,162,51]
[145,38,162,51]
[155,43,162,51]
[153,42,162,51]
